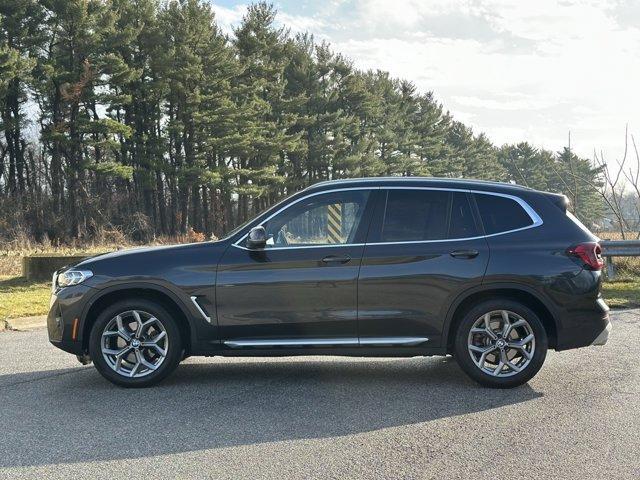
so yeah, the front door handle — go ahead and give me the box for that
[321,255,351,264]
[450,249,479,259]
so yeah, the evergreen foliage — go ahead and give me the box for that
[0,0,605,241]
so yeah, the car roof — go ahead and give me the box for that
[304,177,541,196]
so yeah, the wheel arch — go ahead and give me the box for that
[444,284,558,352]
[80,283,194,355]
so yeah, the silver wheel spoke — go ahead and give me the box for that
[129,352,141,377]
[146,344,167,357]
[492,360,505,376]
[133,310,143,337]
[138,317,158,337]
[506,360,522,372]
[468,310,536,378]
[509,343,533,359]
[103,346,129,356]
[505,319,526,339]
[115,315,132,342]
[138,353,158,371]
[500,310,510,337]
[478,348,496,370]
[484,314,498,340]
[114,347,131,372]
[101,310,168,379]
[510,333,534,347]
[145,330,166,344]
[468,344,490,353]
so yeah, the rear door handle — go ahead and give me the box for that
[450,249,479,259]
[322,255,351,264]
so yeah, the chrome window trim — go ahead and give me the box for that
[232,185,543,251]
[190,296,212,323]
[223,336,429,348]
[233,242,366,252]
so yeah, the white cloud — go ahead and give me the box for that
[214,0,640,166]
[211,4,246,35]
[278,12,326,34]
[329,0,640,164]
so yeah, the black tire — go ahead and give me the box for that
[453,299,548,388]
[89,299,183,387]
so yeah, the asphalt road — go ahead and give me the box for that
[0,310,638,479]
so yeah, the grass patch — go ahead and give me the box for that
[601,278,640,309]
[0,276,50,320]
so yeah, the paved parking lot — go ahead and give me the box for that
[0,309,638,479]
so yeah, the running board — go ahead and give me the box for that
[223,336,429,348]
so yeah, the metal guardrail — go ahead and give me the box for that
[600,240,640,279]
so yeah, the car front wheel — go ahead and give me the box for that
[89,299,183,387]
[454,299,548,388]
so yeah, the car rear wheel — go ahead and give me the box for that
[89,299,182,387]
[454,299,548,388]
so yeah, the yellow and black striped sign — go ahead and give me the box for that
[327,204,342,243]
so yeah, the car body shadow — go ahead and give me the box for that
[0,357,542,467]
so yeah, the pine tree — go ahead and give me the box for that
[498,142,550,189]
[232,2,303,220]
[0,1,609,242]
[0,0,43,196]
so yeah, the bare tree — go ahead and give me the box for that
[591,125,640,238]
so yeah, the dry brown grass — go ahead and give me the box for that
[594,231,640,278]
[595,231,640,241]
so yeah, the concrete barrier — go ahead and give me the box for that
[22,254,92,281]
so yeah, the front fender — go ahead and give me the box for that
[77,279,214,354]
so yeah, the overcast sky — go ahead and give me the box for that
[211,0,640,167]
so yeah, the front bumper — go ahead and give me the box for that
[590,321,612,346]
[48,284,95,355]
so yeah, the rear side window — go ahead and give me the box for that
[382,190,448,241]
[450,192,479,239]
[474,193,533,235]
[380,190,479,242]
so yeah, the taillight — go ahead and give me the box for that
[567,242,604,270]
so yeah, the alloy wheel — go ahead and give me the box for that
[467,310,536,377]
[101,310,169,378]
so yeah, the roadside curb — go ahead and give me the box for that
[1,315,47,332]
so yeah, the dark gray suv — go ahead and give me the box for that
[48,178,611,388]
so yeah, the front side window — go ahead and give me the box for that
[474,193,534,235]
[262,190,370,248]
[380,190,479,242]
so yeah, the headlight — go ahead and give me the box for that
[56,269,93,288]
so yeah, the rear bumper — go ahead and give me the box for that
[555,297,611,351]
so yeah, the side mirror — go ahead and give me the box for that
[246,226,267,249]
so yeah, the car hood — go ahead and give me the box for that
[73,241,229,279]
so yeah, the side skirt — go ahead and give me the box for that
[200,346,448,358]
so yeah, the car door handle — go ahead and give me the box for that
[450,249,479,259]
[321,255,351,264]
